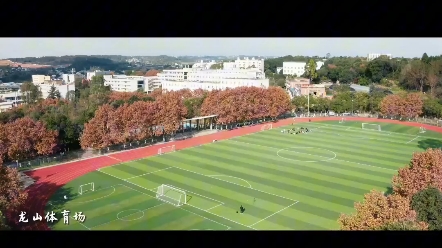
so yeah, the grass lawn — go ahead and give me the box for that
[45,120,442,230]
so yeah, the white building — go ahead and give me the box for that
[283,61,324,77]
[276,67,283,74]
[36,81,75,99]
[367,53,392,61]
[103,75,145,92]
[62,74,83,84]
[192,60,217,70]
[223,57,265,72]
[158,67,269,92]
[32,75,50,84]
[87,70,112,81]
[144,76,161,93]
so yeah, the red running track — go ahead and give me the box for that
[12,117,442,230]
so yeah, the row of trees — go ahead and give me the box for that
[339,149,442,230]
[79,87,291,149]
[379,93,423,119]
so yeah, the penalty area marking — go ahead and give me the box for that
[276,147,337,163]
[117,209,145,222]
[405,136,420,144]
[207,175,253,189]
[48,185,119,206]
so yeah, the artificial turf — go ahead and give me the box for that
[45,120,442,230]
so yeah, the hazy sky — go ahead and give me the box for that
[0,38,441,59]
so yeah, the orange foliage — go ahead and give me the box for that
[379,93,423,118]
[4,117,58,160]
[108,92,148,103]
[80,105,114,149]
[338,190,428,230]
[145,69,160,77]
[392,148,442,199]
[153,91,188,135]
[0,163,28,211]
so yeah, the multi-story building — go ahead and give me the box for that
[282,61,324,77]
[62,73,84,84]
[158,67,269,92]
[32,75,51,84]
[36,80,75,99]
[103,75,145,92]
[87,70,112,81]
[144,76,161,93]
[223,57,265,72]
[367,53,392,61]
[286,79,326,99]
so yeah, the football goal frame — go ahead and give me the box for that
[156,184,187,207]
[361,123,381,131]
[419,127,426,133]
[261,124,272,131]
[158,145,176,155]
[339,118,346,123]
[78,182,95,195]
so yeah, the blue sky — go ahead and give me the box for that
[0,38,440,59]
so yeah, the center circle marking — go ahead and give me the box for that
[117,209,144,221]
[276,147,337,163]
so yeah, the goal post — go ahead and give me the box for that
[158,145,175,155]
[261,124,272,131]
[361,123,381,131]
[419,127,426,133]
[339,118,345,123]
[78,182,94,195]
[156,184,187,207]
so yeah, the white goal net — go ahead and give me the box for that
[362,123,381,131]
[339,118,345,123]
[419,127,426,133]
[78,182,94,195]
[261,124,272,131]
[158,145,175,155]
[156,184,187,207]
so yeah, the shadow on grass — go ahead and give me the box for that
[417,139,442,150]
[45,186,77,229]
[385,187,394,196]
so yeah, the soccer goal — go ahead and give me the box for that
[361,123,381,131]
[419,127,426,133]
[339,118,345,123]
[78,182,94,195]
[158,145,175,155]
[156,184,187,207]
[261,124,272,131]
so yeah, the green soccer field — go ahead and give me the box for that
[46,120,442,230]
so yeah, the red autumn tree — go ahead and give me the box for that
[148,89,163,99]
[125,101,156,141]
[107,104,130,144]
[379,94,403,117]
[0,163,28,212]
[80,104,114,149]
[5,117,58,160]
[108,92,148,103]
[0,124,8,162]
[400,93,423,119]
[266,86,292,119]
[392,148,442,199]
[153,91,187,135]
[338,190,428,230]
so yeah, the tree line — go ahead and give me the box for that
[339,149,442,230]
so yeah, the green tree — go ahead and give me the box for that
[47,85,61,99]
[210,63,223,69]
[421,53,430,64]
[411,187,442,230]
[379,220,426,230]
[304,59,318,83]
[0,210,9,230]
[275,79,286,88]
[20,82,42,103]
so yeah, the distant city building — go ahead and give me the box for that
[192,60,217,69]
[286,79,326,99]
[144,76,161,93]
[86,70,112,81]
[158,67,268,92]
[282,61,324,77]
[223,57,265,72]
[36,80,75,99]
[62,74,83,84]
[367,53,392,61]
[32,75,51,84]
[103,75,145,92]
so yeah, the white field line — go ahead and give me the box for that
[311,122,440,140]
[229,140,397,172]
[70,216,91,230]
[107,155,123,162]
[248,201,299,228]
[205,203,224,211]
[124,167,173,180]
[99,127,279,171]
[96,174,233,230]
[405,136,420,144]
[88,203,166,230]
